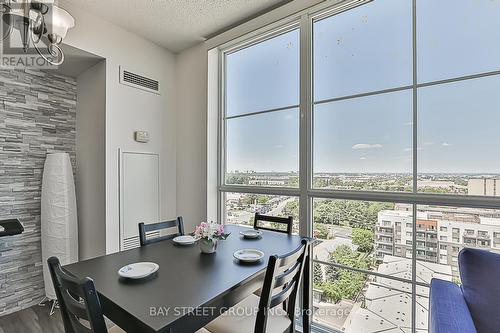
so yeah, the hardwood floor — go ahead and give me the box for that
[0,304,64,333]
[0,303,115,333]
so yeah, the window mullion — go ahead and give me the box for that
[411,0,418,331]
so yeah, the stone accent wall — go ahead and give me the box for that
[0,68,77,315]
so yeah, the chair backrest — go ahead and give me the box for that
[254,213,293,235]
[47,256,108,333]
[256,239,309,333]
[459,248,500,333]
[138,216,185,246]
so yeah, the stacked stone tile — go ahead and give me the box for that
[0,68,76,315]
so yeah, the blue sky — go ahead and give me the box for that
[225,0,500,174]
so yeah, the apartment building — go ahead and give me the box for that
[375,204,500,277]
[468,178,500,196]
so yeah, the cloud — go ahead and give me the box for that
[359,157,368,160]
[352,143,383,150]
[442,142,453,146]
[404,147,422,152]
[274,145,284,149]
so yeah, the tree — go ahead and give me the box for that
[313,200,394,229]
[314,224,329,239]
[225,175,250,185]
[316,245,371,303]
[352,228,374,253]
[313,260,323,287]
[324,260,339,282]
[282,199,299,222]
[321,269,366,303]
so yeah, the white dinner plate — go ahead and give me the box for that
[173,235,197,245]
[118,262,159,279]
[240,229,263,239]
[233,249,265,263]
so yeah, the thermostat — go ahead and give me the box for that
[134,131,150,143]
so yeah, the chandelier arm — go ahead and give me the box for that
[2,23,12,40]
[32,41,64,66]
[1,3,12,40]
[30,11,44,44]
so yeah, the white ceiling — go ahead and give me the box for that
[62,0,289,53]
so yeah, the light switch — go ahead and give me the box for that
[134,131,150,143]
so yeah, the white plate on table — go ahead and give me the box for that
[173,235,197,245]
[233,249,265,263]
[240,229,263,239]
[118,262,159,279]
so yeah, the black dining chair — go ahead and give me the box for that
[254,213,293,235]
[204,239,309,333]
[138,216,185,247]
[47,257,124,333]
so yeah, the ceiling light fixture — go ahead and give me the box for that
[1,0,75,65]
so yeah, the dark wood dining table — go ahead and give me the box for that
[64,225,312,333]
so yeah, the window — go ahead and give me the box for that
[313,0,412,100]
[218,1,500,332]
[226,108,299,184]
[313,92,412,191]
[225,29,299,117]
[418,76,500,193]
[417,0,500,82]
[313,0,412,192]
[224,29,300,187]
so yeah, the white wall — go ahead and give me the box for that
[175,44,208,232]
[76,60,106,260]
[60,0,177,254]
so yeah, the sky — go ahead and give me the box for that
[225,0,500,174]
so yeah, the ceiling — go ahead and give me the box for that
[62,0,290,53]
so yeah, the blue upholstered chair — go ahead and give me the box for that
[429,248,500,333]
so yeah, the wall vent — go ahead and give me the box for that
[119,66,160,95]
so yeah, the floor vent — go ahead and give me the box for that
[120,66,160,94]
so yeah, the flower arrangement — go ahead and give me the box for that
[194,221,230,254]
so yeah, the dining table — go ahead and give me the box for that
[64,225,312,333]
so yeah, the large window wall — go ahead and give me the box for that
[217,1,500,332]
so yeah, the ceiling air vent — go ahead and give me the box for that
[119,66,160,95]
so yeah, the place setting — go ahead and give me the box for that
[172,234,198,246]
[118,262,160,282]
[239,228,263,240]
[233,248,265,265]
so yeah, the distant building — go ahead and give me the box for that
[375,204,500,277]
[248,179,286,186]
[468,178,500,196]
